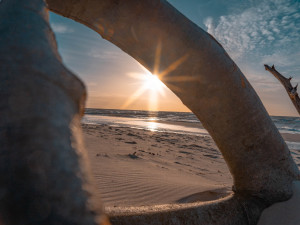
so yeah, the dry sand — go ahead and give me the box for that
[82,123,300,211]
[82,123,232,208]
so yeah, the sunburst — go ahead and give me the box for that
[122,69,166,111]
[122,41,195,111]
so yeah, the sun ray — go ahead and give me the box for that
[163,75,198,82]
[164,83,184,93]
[127,72,147,80]
[123,43,191,111]
[148,89,158,111]
[159,54,189,79]
[121,85,147,109]
[153,40,162,75]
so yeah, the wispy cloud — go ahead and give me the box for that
[204,0,300,116]
[204,0,300,60]
[88,49,125,60]
[50,23,74,34]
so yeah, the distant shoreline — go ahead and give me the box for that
[84,108,300,118]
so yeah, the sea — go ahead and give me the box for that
[82,108,300,150]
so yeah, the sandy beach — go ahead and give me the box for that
[82,123,300,210]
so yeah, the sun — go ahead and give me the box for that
[122,41,190,111]
[143,73,165,95]
[122,70,166,111]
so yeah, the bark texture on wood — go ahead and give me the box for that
[264,64,300,115]
[45,0,300,224]
[0,1,108,224]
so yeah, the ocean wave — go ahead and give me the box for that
[84,108,300,135]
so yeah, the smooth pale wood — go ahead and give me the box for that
[1,0,298,224]
[264,64,300,115]
[0,0,108,224]
[46,0,299,192]
[45,0,300,224]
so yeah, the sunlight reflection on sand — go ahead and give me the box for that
[82,115,209,136]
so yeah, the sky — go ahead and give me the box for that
[49,0,300,117]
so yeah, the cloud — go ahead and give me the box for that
[203,0,300,116]
[204,17,215,34]
[88,49,125,60]
[50,23,74,34]
[204,0,300,61]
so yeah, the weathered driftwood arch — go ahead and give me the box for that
[0,0,299,225]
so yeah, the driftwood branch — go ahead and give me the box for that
[45,1,300,225]
[0,1,108,224]
[1,0,299,225]
[264,64,300,115]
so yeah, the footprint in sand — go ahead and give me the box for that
[203,154,218,159]
[125,141,137,144]
[128,152,139,159]
[179,150,194,155]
